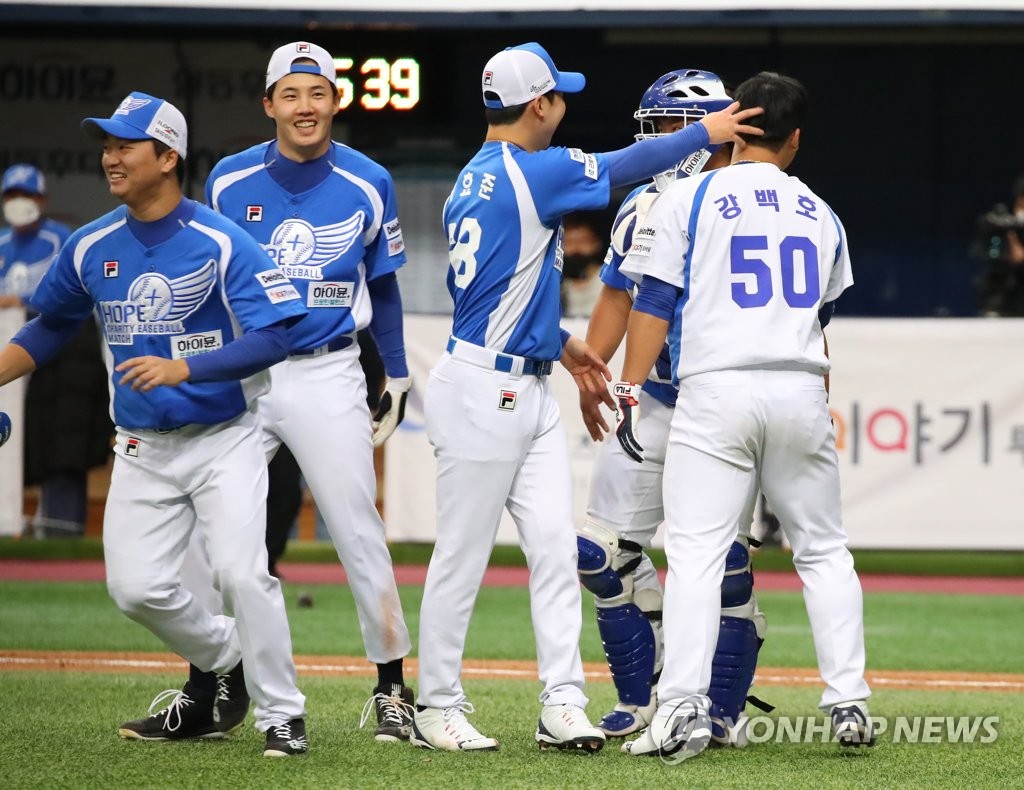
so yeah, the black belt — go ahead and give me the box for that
[289,335,354,359]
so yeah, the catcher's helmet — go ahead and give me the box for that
[634,69,731,141]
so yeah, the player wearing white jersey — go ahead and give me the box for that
[577,70,768,746]
[411,43,765,754]
[169,41,414,743]
[0,93,311,757]
[615,72,873,762]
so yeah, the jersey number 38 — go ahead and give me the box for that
[448,217,482,289]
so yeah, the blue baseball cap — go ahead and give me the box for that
[481,42,586,109]
[1,164,46,195]
[81,92,188,159]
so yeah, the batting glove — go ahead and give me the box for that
[371,376,411,447]
[613,381,644,463]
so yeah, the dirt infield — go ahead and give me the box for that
[3,559,1023,595]
[2,650,1021,693]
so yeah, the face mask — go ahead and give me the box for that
[562,253,603,281]
[3,196,41,228]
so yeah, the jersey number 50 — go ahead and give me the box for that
[730,234,820,309]
[448,217,481,289]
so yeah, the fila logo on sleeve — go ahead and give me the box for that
[246,205,263,222]
[104,260,119,278]
[125,436,141,457]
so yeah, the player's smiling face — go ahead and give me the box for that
[264,73,339,162]
[101,136,173,207]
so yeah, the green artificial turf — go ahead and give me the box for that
[2,674,1021,790]
[3,536,1023,577]
[2,581,1022,675]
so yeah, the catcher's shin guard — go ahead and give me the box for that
[578,521,661,711]
[708,539,771,744]
[596,602,659,708]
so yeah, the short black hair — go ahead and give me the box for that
[151,139,186,185]
[733,71,807,151]
[483,91,557,126]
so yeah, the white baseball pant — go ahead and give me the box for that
[259,342,411,663]
[418,342,588,710]
[657,369,870,711]
[103,406,306,729]
[585,389,672,595]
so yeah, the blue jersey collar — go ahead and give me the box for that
[125,198,196,249]
[264,140,334,195]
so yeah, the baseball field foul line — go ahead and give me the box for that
[2,650,1022,693]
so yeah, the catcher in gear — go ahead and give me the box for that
[577,69,770,745]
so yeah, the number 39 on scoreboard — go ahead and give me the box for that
[334,57,420,111]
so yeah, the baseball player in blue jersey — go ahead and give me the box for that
[615,72,873,762]
[577,70,768,746]
[201,41,415,741]
[0,93,311,757]
[1,165,70,310]
[411,43,765,754]
[0,166,108,538]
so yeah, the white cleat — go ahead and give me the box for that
[410,704,499,751]
[830,700,876,747]
[622,694,712,764]
[535,703,606,753]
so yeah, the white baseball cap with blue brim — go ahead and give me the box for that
[81,92,188,160]
[2,164,46,196]
[482,42,586,110]
[266,41,336,91]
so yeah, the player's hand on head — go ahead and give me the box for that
[116,356,190,392]
[371,376,411,447]
[613,381,644,463]
[579,387,613,442]
[561,336,615,406]
[700,101,765,147]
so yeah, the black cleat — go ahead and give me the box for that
[360,683,415,742]
[213,661,250,734]
[264,717,308,757]
[118,684,222,741]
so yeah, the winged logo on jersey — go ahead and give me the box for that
[98,259,218,345]
[115,96,152,115]
[262,212,364,280]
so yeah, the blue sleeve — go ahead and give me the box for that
[559,327,571,350]
[26,237,95,321]
[633,275,681,322]
[366,272,408,378]
[10,313,86,367]
[363,171,407,281]
[187,322,289,382]
[603,123,710,189]
[818,300,836,328]
[521,147,612,225]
